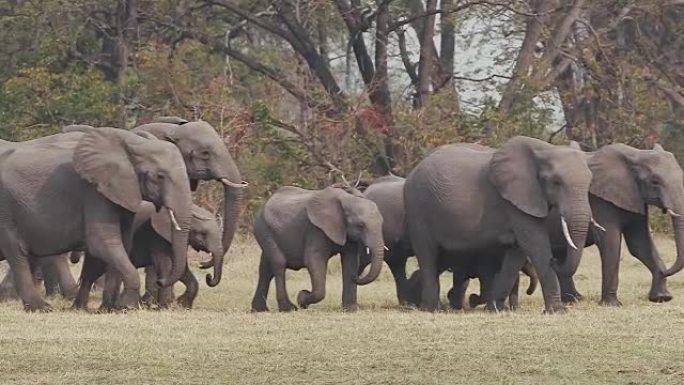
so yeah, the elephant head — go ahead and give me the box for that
[589,143,684,276]
[306,187,385,285]
[73,127,193,287]
[490,136,593,277]
[133,120,247,286]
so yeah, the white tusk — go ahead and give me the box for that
[168,209,182,231]
[220,178,248,188]
[384,245,389,251]
[561,216,578,250]
[591,218,606,232]
[667,209,682,217]
[365,247,370,255]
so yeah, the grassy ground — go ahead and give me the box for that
[1,236,684,385]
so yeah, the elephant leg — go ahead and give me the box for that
[268,248,297,312]
[597,226,623,306]
[142,266,158,306]
[2,242,50,311]
[413,239,440,311]
[448,269,469,310]
[39,258,60,297]
[623,220,672,303]
[251,253,274,312]
[487,249,526,312]
[50,255,77,299]
[0,269,17,300]
[153,259,175,309]
[297,253,329,310]
[73,255,106,310]
[554,248,583,304]
[387,254,409,305]
[340,246,359,311]
[176,266,198,309]
[100,269,122,311]
[86,235,141,310]
[508,275,520,310]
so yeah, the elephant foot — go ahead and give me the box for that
[24,299,52,312]
[542,305,567,315]
[599,295,622,307]
[296,290,310,309]
[342,303,358,312]
[561,291,584,304]
[176,294,195,309]
[648,281,672,303]
[468,294,483,309]
[97,304,116,313]
[277,302,298,312]
[141,292,156,307]
[485,300,509,313]
[61,286,78,301]
[251,297,269,312]
[115,289,141,310]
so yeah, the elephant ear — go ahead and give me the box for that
[589,144,644,214]
[489,136,549,218]
[150,208,173,243]
[73,127,143,213]
[306,187,347,245]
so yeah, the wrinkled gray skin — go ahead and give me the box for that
[98,203,223,310]
[0,127,193,311]
[551,143,684,306]
[251,186,385,312]
[133,120,247,288]
[404,137,593,313]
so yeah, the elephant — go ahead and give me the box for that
[251,186,385,312]
[551,143,684,306]
[95,203,222,310]
[0,255,77,300]
[0,127,193,311]
[404,137,594,313]
[131,120,247,288]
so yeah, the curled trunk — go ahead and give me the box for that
[664,215,684,276]
[355,245,384,285]
[205,244,225,287]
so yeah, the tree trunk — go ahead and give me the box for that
[417,0,437,109]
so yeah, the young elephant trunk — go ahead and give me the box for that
[664,213,684,276]
[355,244,384,285]
[157,192,192,287]
[205,243,225,287]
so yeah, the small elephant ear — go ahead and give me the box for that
[569,140,581,150]
[489,136,549,218]
[306,187,347,245]
[73,127,143,213]
[589,144,644,214]
[150,208,173,243]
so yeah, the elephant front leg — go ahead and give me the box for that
[176,266,198,309]
[487,249,525,312]
[297,251,329,310]
[50,254,78,299]
[387,254,409,306]
[100,269,122,311]
[623,220,672,303]
[73,255,106,310]
[597,226,623,306]
[448,270,469,310]
[340,246,359,311]
[142,266,158,306]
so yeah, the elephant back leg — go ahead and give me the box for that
[623,219,672,303]
[142,266,158,306]
[73,254,107,310]
[448,269,469,310]
[409,228,440,311]
[176,266,198,309]
[488,247,528,312]
[256,230,295,312]
[251,252,274,312]
[386,251,410,306]
[100,269,123,311]
[42,254,77,299]
[0,236,51,311]
[595,224,623,306]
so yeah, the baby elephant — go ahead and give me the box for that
[96,204,223,310]
[251,186,385,312]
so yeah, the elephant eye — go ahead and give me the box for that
[199,150,211,159]
[156,172,166,180]
[651,178,660,186]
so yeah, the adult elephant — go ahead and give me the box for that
[553,143,684,306]
[97,203,223,310]
[132,120,247,287]
[0,127,192,311]
[404,137,594,313]
[251,186,385,312]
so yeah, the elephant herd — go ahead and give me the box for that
[0,123,682,315]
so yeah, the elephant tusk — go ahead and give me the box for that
[220,178,249,188]
[168,209,182,231]
[365,247,370,255]
[561,216,578,250]
[667,209,682,217]
[384,245,389,251]
[591,218,606,232]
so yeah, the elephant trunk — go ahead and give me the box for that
[355,244,384,285]
[664,209,684,276]
[157,187,192,287]
[555,197,591,277]
[521,260,538,295]
[216,161,246,286]
[205,243,225,287]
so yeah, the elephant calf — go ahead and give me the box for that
[94,204,223,310]
[251,186,385,312]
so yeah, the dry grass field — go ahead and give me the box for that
[1,235,684,385]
